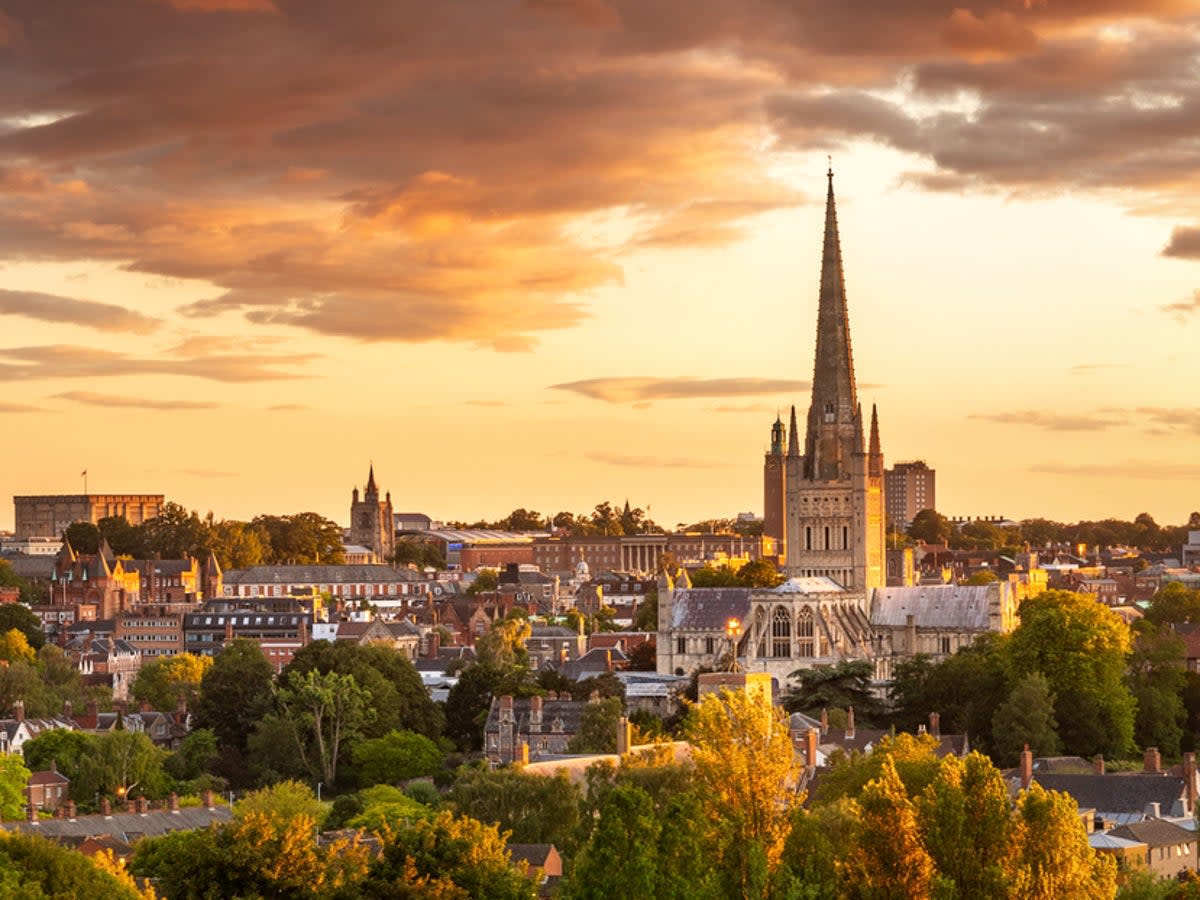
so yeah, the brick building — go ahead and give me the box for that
[13,494,163,540]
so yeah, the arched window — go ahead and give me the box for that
[772,607,791,658]
[797,607,814,657]
[842,525,849,549]
[805,527,812,551]
[824,526,830,550]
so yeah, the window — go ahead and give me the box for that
[771,608,791,658]
[797,608,814,657]
[705,636,715,655]
[676,636,686,655]
[940,636,951,655]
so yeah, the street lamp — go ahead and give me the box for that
[725,617,742,673]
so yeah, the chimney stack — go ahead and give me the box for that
[616,716,632,755]
[1093,755,1105,775]
[25,787,36,824]
[1185,753,1197,814]
[65,800,76,820]
[137,796,148,815]
[202,790,215,809]
[804,728,819,769]
[12,700,23,723]
[1020,744,1033,790]
[100,797,111,816]
[170,792,180,813]
[928,712,940,738]
[1144,746,1162,774]
[530,695,543,732]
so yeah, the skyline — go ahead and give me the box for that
[1,1,1199,532]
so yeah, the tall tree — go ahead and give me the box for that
[990,673,1061,766]
[1006,783,1117,900]
[195,638,275,755]
[449,767,582,857]
[565,785,660,900]
[130,653,212,711]
[784,660,881,723]
[276,669,371,786]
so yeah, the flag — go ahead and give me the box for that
[80,469,87,477]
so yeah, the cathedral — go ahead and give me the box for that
[349,464,395,564]
[765,168,885,593]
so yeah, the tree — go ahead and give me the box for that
[341,784,437,832]
[164,728,219,783]
[1006,783,1117,900]
[195,638,275,755]
[391,538,446,570]
[210,519,269,570]
[0,595,45,649]
[64,521,101,554]
[685,689,800,898]
[1006,590,1135,758]
[565,785,660,900]
[362,812,537,900]
[130,653,212,711]
[1144,582,1200,627]
[79,731,167,802]
[22,730,94,801]
[909,509,952,545]
[235,780,326,825]
[353,730,443,786]
[96,515,144,557]
[815,732,945,807]
[443,664,532,752]
[253,512,345,565]
[475,616,531,668]
[569,697,624,754]
[0,754,31,820]
[1128,626,1188,757]
[466,568,499,595]
[449,767,582,856]
[838,756,935,900]
[277,669,372,786]
[0,831,148,899]
[990,673,1061,766]
[0,629,34,665]
[140,502,212,559]
[784,660,881,723]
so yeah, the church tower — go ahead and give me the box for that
[781,168,885,591]
[763,415,787,558]
[350,464,395,564]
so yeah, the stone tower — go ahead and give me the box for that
[781,168,885,591]
[349,464,395,564]
[763,415,787,557]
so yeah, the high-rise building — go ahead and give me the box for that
[349,464,394,564]
[885,461,936,531]
[765,168,885,592]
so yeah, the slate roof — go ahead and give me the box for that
[3,555,56,579]
[483,697,588,737]
[1089,832,1145,851]
[772,577,846,595]
[2,805,232,840]
[1034,774,1188,817]
[1109,819,1196,849]
[669,588,753,631]
[870,584,998,629]
[224,565,422,584]
[508,843,557,868]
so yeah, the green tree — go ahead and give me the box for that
[1006,783,1117,900]
[164,728,219,783]
[64,521,101,554]
[195,638,275,755]
[466,568,500,595]
[253,512,345,565]
[1144,582,1200,627]
[449,767,582,857]
[79,731,168,802]
[0,629,34,664]
[815,732,945,806]
[0,597,45,649]
[1006,590,1135,758]
[362,812,536,900]
[277,669,372,786]
[140,502,213,559]
[391,538,446,570]
[784,660,881,723]
[909,509,952,545]
[0,754,31,820]
[235,779,326,825]
[343,784,437,832]
[568,697,624,754]
[443,664,538,752]
[1128,626,1188,757]
[991,673,1061,766]
[130,653,212,711]
[353,730,443,786]
[22,730,94,802]
[96,515,144,557]
[565,785,660,900]
[209,519,269,570]
[0,831,148,899]
[476,616,531,668]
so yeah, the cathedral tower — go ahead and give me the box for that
[350,464,395,564]
[763,415,787,557]
[781,168,885,591]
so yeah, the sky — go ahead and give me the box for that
[1,0,1199,533]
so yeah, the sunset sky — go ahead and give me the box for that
[1,0,1199,533]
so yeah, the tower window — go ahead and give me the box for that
[772,607,791,658]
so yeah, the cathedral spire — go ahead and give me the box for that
[365,462,378,496]
[787,405,799,457]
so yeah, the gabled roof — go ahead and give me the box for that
[2,805,232,840]
[669,588,753,631]
[1109,818,1196,848]
[1034,774,1187,817]
[28,769,69,786]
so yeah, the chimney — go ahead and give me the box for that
[170,792,180,813]
[12,700,23,723]
[547,690,557,702]
[100,797,111,817]
[139,699,152,714]
[530,695,543,733]
[500,695,514,722]
[1185,753,1197,814]
[616,716,632,755]
[202,790,215,809]
[928,712,940,738]
[1145,801,1162,819]
[804,728,819,769]
[605,649,613,672]
[1020,744,1033,790]
[1093,755,1105,775]
[428,630,441,659]
[125,798,135,814]
[85,700,98,728]
[137,796,148,815]
[176,694,188,723]
[65,800,76,820]
[819,707,828,735]
[846,707,855,740]
[26,788,36,824]
[1144,746,1162,774]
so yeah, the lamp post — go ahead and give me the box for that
[725,617,742,673]
[316,781,323,802]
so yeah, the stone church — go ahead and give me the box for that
[764,168,885,592]
[349,464,394,564]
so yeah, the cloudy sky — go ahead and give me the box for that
[1,0,1198,531]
